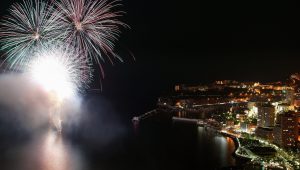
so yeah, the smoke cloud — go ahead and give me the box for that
[0,73,82,133]
[0,73,126,149]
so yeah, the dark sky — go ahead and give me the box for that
[119,1,300,82]
[1,1,300,113]
[104,1,300,112]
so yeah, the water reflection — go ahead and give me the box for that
[16,130,86,170]
[197,127,236,168]
[39,131,71,170]
[213,136,236,166]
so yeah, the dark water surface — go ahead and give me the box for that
[0,111,241,170]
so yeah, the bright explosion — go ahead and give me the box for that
[26,45,91,132]
[0,0,126,134]
[30,55,76,101]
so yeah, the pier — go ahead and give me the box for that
[132,109,158,124]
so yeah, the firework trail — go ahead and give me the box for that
[55,0,127,77]
[0,0,65,68]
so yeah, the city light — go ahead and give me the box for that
[154,79,300,169]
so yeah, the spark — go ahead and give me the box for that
[55,0,128,76]
[0,0,64,68]
[0,0,128,133]
[26,44,92,132]
[0,0,128,78]
[26,44,92,100]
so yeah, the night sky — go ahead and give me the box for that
[1,1,300,114]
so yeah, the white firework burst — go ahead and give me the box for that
[0,0,64,67]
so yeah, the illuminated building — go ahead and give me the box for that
[273,126,282,146]
[273,111,299,148]
[175,85,180,92]
[255,127,274,142]
[293,94,300,108]
[236,113,247,122]
[282,89,295,105]
[226,120,235,127]
[276,103,294,113]
[247,102,258,117]
[257,103,275,127]
[241,122,256,133]
[240,122,248,132]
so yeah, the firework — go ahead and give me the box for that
[26,44,92,99]
[0,0,64,68]
[0,0,128,133]
[55,0,127,76]
[26,44,92,132]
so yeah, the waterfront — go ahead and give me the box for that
[135,112,242,169]
[0,110,244,170]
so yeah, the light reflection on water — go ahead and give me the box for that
[39,131,71,170]
[213,136,236,166]
[14,130,86,170]
[197,127,236,168]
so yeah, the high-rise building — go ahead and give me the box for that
[257,103,275,127]
[273,111,299,148]
[255,127,274,142]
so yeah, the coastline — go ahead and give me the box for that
[218,131,251,161]
[170,116,253,161]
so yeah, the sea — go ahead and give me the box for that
[0,93,246,170]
